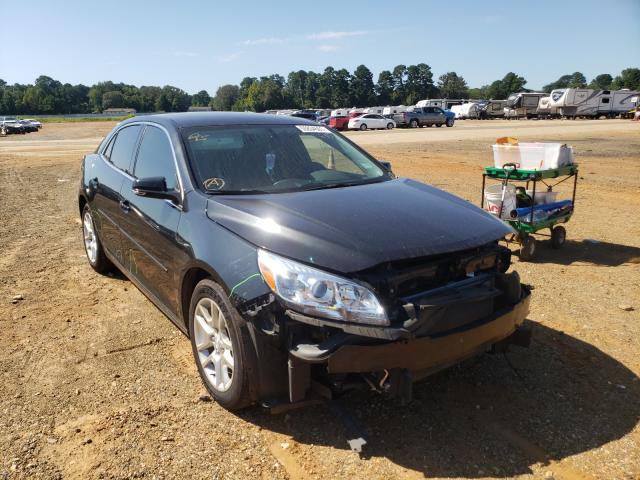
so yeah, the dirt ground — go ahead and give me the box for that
[1,119,639,480]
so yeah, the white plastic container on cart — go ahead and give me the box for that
[492,143,574,170]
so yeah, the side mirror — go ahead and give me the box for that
[380,160,392,171]
[132,176,180,203]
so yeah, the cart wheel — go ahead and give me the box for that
[519,236,536,261]
[551,226,566,249]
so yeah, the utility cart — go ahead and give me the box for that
[481,163,578,260]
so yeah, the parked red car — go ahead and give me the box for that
[329,111,364,131]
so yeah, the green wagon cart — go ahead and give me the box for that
[481,163,578,260]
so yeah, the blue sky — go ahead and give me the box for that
[1,0,639,94]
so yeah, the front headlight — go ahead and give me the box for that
[257,249,388,326]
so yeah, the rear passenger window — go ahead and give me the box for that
[134,126,176,190]
[109,125,142,173]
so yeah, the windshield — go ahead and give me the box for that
[182,124,389,194]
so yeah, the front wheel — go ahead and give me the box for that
[189,279,257,410]
[359,123,368,130]
[409,119,419,128]
[82,204,113,274]
[386,122,394,129]
[446,119,454,127]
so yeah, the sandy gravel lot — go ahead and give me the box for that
[1,119,639,480]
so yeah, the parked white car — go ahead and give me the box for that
[348,114,395,130]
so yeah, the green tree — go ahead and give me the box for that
[210,84,240,111]
[611,68,640,90]
[467,86,489,99]
[501,72,527,96]
[588,74,613,90]
[543,72,585,92]
[404,63,435,104]
[315,67,335,108]
[349,65,375,107]
[375,70,394,105]
[332,69,351,107]
[391,64,407,104]
[102,91,125,109]
[191,90,211,107]
[437,72,468,99]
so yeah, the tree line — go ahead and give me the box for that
[1,66,638,115]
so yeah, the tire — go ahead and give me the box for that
[189,279,257,410]
[409,119,419,128]
[446,118,454,127]
[551,225,566,249]
[386,122,394,129]
[82,204,113,274]
[359,123,367,130]
[519,236,536,261]
[425,124,432,128]
[435,123,442,128]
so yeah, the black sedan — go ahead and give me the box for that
[79,112,531,410]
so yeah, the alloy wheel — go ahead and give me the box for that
[193,297,234,392]
[83,211,98,264]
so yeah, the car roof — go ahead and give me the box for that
[122,112,318,129]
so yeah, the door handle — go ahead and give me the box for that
[119,200,131,213]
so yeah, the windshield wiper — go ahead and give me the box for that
[205,189,271,195]
[299,178,386,191]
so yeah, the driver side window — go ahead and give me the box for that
[133,126,177,190]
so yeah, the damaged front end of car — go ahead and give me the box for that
[232,241,531,409]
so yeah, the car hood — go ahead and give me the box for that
[205,178,512,273]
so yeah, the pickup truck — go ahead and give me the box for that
[393,106,455,128]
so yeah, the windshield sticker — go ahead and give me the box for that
[295,125,330,134]
[188,132,209,142]
[203,177,225,191]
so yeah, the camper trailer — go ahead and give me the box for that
[504,92,547,118]
[363,106,386,115]
[450,102,480,119]
[536,96,559,118]
[382,105,408,116]
[416,99,465,110]
[477,100,506,119]
[548,88,640,118]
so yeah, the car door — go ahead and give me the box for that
[118,124,183,314]
[432,107,446,124]
[93,124,143,265]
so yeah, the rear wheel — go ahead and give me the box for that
[409,119,419,128]
[359,123,367,130]
[386,122,394,129]
[519,236,536,261]
[551,226,566,249]
[82,204,113,274]
[435,123,442,127]
[189,279,257,410]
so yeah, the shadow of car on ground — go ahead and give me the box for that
[241,320,639,478]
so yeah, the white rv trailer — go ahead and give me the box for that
[536,96,559,118]
[450,102,480,119]
[477,100,506,119]
[548,88,640,118]
[330,109,348,117]
[416,99,465,110]
[382,105,408,115]
[363,106,386,114]
[504,92,547,118]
